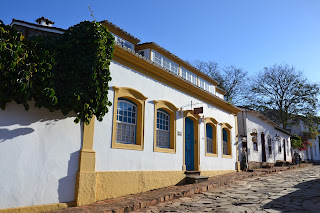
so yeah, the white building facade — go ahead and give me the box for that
[290,121,320,162]
[237,107,292,168]
[0,19,241,211]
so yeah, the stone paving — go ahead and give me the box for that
[134,166,320,213]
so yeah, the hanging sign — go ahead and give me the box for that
[193,107,203,114]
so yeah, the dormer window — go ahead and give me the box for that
[111,32,134,50]
[180,66,197,85]
[198,77,214,94]
[151,50,179,75]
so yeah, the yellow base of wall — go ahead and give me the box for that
[0,202,74,213]
[200,170,236,177]
[96,170,186,200]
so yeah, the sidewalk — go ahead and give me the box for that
[52,164,311,213]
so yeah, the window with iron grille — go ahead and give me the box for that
[116,99,136,144]
[156,109,170,148]
[268,136,272,155]
[278,139,282,153]
[223,128,228,155]
[206,124,214,153]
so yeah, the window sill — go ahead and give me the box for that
[112,142,143,151]
[205,153,218,157]
[154,147,176,154]
[222,154,232,159]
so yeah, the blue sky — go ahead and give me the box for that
[1,0,320,84]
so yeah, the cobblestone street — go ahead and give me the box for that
[134,166,320,213]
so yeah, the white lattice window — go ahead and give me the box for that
[151,50,179,75]
[116,99,136,144]
[156,110,170,148]
[111,32,134,50]
[180,66,197,85]
[198,77,211,92]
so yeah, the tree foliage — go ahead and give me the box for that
[248,64,319,129]
[191,60,248,104]
[0,20,114,124]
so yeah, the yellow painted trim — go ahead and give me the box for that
[183,110,200,171]
[200,170,236,177]
[75,118,97,206]
[0,202,75,213]
[221,123,232,158]
[113,47,241,114]
[135,43,219,86]
[204,117,218,157]
[235,115,240,171]
[96,171,185,200]
[101,22,140,44]
[149,48,152,60]
[153,100,178,153]
[111,86,147,151]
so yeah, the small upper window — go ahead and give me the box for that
[111,32,134,50]
[116,99,136,144]
[180,66,197,85]
[152,50,179,75]
[156,109,170,148]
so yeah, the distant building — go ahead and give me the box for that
[289,120,320,162]
[237,107,292,169]
[11,17,65,36]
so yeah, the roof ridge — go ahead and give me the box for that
[101,20,140,43]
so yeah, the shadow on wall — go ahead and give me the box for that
[0,101,76,127]
[262,178,320,211]
[0,102,78,142]
[0,128,34,143]
[57,151,80,203]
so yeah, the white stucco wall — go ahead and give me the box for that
[94,61,237,172]
[305,139,320,161]
[238,112,291,164]
[0,103,81,209]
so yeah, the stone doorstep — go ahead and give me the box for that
[186,175,209,184]
[51,164,312,213]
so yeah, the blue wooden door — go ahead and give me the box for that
[185,117,194,170]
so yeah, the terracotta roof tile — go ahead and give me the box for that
[100,20,140,43]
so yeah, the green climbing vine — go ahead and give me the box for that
[0,20,114,124]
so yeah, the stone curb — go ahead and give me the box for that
[52,164,312,213]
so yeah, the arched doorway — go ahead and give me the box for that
[183,110,200,171]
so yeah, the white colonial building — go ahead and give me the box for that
[290,120,320,162]
[0,18,241,212]
[237,107,292,169]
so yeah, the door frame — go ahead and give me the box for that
[283,139,287,162]
[183,110,200,171]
